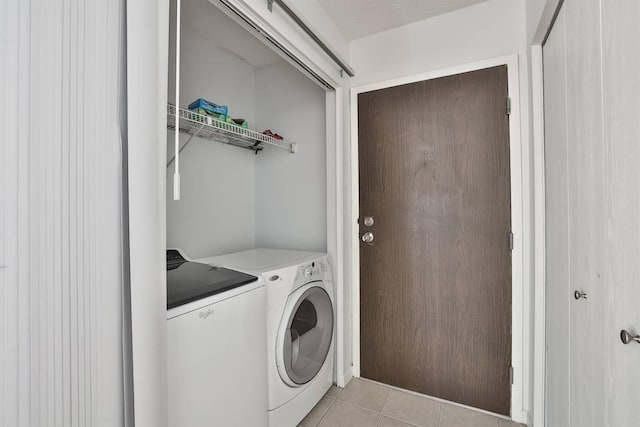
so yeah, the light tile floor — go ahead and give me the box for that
[299,378,525,427]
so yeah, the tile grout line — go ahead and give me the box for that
[380,413,423,427]
[436,401,442,427]
[334,382,391,414]
[333,398,385,415]
[306,386,341,426]
[313,398,335,427]
[379,388,391,415]
[337,381,435,427]
[381,386,440,427]
[320,399,387,426]
[376,389,390,427]
[345,387,428,427]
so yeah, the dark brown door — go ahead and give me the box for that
[358,66,512,415]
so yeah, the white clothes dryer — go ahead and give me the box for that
[198,248,334,427]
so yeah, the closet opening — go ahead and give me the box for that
[166,0,331,259]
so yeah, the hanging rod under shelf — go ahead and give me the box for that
[166,104,296,158]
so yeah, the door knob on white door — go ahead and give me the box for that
[620,330,640,345]
[574,290,587,300]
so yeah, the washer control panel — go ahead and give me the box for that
[303,266,315,277]
[296,258,330,283]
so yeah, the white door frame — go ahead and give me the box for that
[530,2,565,426]
[531,43,546,427]
[349,54,526,422]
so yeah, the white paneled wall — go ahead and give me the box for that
[0,1,127,426]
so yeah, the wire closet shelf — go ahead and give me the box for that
[166,103,296,154]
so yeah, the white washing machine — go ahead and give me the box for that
[199,248,334,427]
[166,249,268,427]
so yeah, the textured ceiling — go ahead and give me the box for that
[317,0,490,40]
[182,0,283,69]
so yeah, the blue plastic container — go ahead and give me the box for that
[188,98,228,116]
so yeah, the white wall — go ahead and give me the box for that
[166,11,328,258]
[350,0,526,87]
[255,62,327,252]
[167,19,258,120]
[527,0,548,43]
[349,0,532,422]
[527,0,559,44]
[2,0,129,425]
[166,135,257,258]
[166,17,257,258]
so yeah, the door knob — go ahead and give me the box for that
[361,231,374,245]
[620,330,640,345]
[574,290,587,300]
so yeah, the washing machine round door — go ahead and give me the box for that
[276,282,333,387]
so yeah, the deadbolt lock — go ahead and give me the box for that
[363,216,374,227]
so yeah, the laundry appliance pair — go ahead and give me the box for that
[168,248,335,427]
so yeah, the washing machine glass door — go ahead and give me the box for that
[279,283,333,386]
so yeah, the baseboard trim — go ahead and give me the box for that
[337,366,353,388]
[512,409,529,425]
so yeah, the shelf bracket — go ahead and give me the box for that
[167,123,205,168]
[267,0,273,12]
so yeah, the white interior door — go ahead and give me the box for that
[562,1,607,425]
[544,1,640,426]
[544,2,606,425]
[601,1,640,425]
